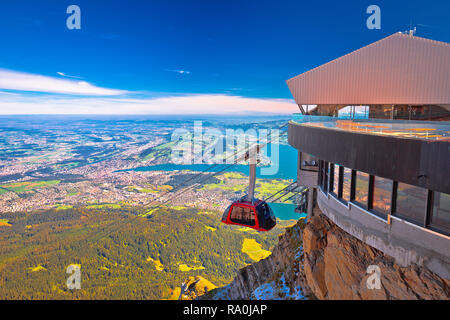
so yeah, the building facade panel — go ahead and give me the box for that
[289,122,449,194]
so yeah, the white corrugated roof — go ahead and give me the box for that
[286,33,450,105]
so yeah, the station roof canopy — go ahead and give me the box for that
[286,33,450,105]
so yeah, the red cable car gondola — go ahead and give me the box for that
[221,197,276,231]
[221,151,276,231]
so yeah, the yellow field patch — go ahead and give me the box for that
[171,206,187,210]
[157,185,173,192]
[255,179,295,202]
[199,181,247,192]
[141,208,158,216]
[197,211,214,215]
[86,203,121,209]
[192,276,217,292]
[29,265,47,272]
[237,227,258,234]
[146,257,164,271]
[166,287,181,300]
[178,264,205,272]
[221,172,246,179]
[181,276,217,299]
[241,238,271,262]
[55,204,74,210]
[1,180,60,193]
[0,219,11,227]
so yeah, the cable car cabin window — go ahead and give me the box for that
[431,192,450,235]
[395,183,427,225]
[260,202,273,219]
[230,205,256,226]
[256,202,276,230]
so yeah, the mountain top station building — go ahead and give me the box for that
[287,32,450,279]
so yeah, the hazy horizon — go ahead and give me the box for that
[1,0,449,115]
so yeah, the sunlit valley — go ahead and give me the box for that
[0,115,299,299]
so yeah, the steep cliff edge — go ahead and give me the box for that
[178,276,218,300]
[204,218,311,300]
[208,208,449,300]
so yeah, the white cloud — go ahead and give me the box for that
[57,71,82,79]
[0,93,297,115]
[165,69,191,75]
[0,68,297,115]
[0,69,126,96]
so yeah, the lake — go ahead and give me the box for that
[125,144,298,180]
[268,202,306,221]
[124,144,300,220]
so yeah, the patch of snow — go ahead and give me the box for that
[252,273,306,300]
[294,245,304,260]
[253,282,277,300]
[210,285,231,300]
[280,274,305,300]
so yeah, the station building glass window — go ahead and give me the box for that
[318,161,322,188]
[315,160,449,237]
[328,163,333,192]
[341,167,352,202]
[372,177,392,217]
[354,171,369,208]
[395,183,427,225]
[431,192,450,234]
[328,164,334,193]
[332,165,340,196]
[319,161,329,192]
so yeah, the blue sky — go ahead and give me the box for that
[0,0,449,114]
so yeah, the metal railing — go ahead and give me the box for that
[291,114,450,141]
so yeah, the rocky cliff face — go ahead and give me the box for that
[209,208,449,300]
[178,276,218,300]
[303,212,449,300]
[205,218,311,300]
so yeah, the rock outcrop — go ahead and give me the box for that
[205,218,311,300]
[303,212,449,300]
[209,207,449,300]
[179,276,217,300]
